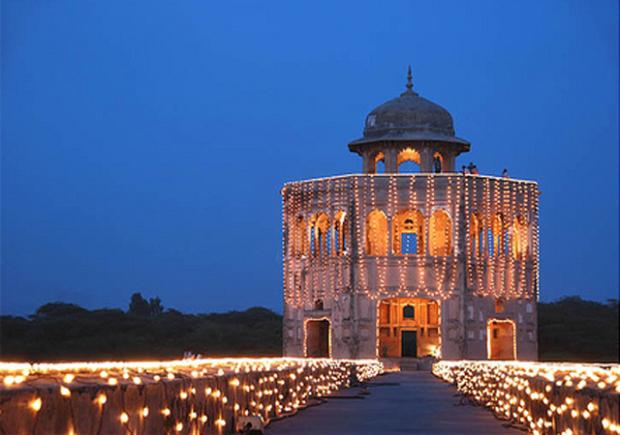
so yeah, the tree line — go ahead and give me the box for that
[0,293,281,361]
[0,294,617,363]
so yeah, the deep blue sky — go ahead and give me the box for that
[1,1,618,315]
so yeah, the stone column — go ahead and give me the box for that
[443,151,456,172]
[385,146,398,173]
[362,151,373,174]
[420,146,433,172]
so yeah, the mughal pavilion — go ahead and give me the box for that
[281,68,539,362]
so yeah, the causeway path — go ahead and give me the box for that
[266,372,520,435]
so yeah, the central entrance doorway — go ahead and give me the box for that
[378,297,440,358]
[401,330,417,357]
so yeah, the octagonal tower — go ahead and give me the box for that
[282,68,539,363]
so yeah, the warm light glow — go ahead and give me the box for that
[30,398,42,412]
[96,393,107,405]
[63,374,75,383]
[433,361,620,435]
[0,358,383,434]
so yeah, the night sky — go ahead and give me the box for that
[2,1,618,316]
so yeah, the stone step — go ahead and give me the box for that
[399,360,419,371]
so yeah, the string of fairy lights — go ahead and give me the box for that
[0,358,383,434]
[282,174,540,308]
[433,361,620,435]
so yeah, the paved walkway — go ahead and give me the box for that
[267,372,520,435]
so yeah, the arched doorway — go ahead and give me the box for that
[305,319,330,357]
[377,298,440,358]
[487,319,516,360]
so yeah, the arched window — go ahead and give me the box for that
[433,152,443,173]
[403,305,415,319]
[470,213,483,257]
[397,148,421,173]
[393,210,424,255]
[373,152,385,174]
[512,216,528,259]
[315,213,330,256]
[334,211,347,255]
[309,213,330,257]
[314,299,324,310]
[429,210,452,256]
[366,209,388,256]
[294,216,306,256]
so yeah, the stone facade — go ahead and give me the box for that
[281,69,539,361]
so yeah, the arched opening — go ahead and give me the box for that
[376,160,386,173]
[511,216,528,260]
[310,213,330,256]
[429,210,452,256]
[333,211,347,256]
[378,298,440,358]
[294,216,306,256]
[487,319,516,360]
[491,213,504,257]
[433,152,444,173]
[373,151,385,174]
[397,148,421,173]
[393,210,424,255]
[366,209,388,256]
[470,213,483,257]
[314,299,324,310]
[305,319,330,357]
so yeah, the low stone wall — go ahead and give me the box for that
[433,360,620,434]
[0,358,382,434]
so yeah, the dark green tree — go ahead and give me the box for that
[34,302,87,318]
[149,297,164,316]
[128,293,150,316]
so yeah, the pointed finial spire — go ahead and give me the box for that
[406,65,413,91]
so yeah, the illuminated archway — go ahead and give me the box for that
[429,210,452,256]
[372,151,385,174]
[487,319,516,360]
[397,148,421,173]
[366,209,388,256]
[393,210,424,255]
[309,213,330,256]
[333,211,347,255]
[433,152,444,173]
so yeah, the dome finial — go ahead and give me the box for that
[406,65,413,91]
